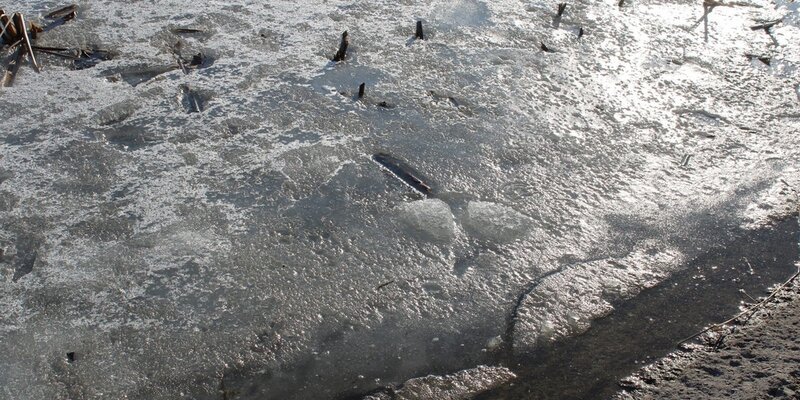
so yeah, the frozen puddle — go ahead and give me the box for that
[0,0,799,399]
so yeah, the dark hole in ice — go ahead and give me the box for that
[180,84,208,113]
[66,352,76,363]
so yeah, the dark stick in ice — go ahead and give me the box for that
[173,28,204,34]
[358,82,365,99]
[556,3,567,17]
[540,41,553,52]
[578,26,584,39]
[415,21,424,40]
[42,10,76,32]
[745,53,771,65]
[14,13,40,72]
[44,4,78,20]
[750,20,780,32]
[372,153,432,196]
[332,31,349,62]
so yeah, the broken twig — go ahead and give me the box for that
[173,28,204,34]
[42,10,76,33]
[557,3,567,18]
[679,267,800,345]
[372,153,432,196]
[750,20,781,32]
[376,280,396,290]
[0,11,17,43]
[44,5,77,20]
[332,31,349,62]
[745,53,771,66]
[358,82,365,99]
[12,14,40,72]
[415,21,424,40]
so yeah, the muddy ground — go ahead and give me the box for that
[615,266,800,399]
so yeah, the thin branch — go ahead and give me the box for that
[679,267,800,345]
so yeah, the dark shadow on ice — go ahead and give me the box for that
[11,234,41,282]
[478,215,800,400]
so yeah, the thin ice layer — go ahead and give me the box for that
[0,0,798,399]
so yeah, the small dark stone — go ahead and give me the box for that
[377,101,390,108]
[66,352,76,363]
[540,41,552,52]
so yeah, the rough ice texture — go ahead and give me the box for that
[463,201,532,243]
[512,245,682,353]
[364,365,516,400]
[740,169,800,229]
[0,0,798,398]
[615,266,800,400]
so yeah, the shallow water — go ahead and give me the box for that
[0,0,798,399]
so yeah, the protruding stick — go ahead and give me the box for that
[540,41,552,52]
[42,10,76,33]
[578,27,584,39]
[415,21,424,40]
[358,82,365,99]
[13,13,39,72]
[750,20,780,32]
[45,4,78,20]
[332,31,349,62]
[0,11,18,43]
[557,3,567,17]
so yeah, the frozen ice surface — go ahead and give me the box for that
[364,365,516,400]
[512,245,682,353]
[0,0,798,399]
[463,201,532,243]
[399,199,457,243]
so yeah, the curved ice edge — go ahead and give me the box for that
[509,245,683,355]
[740,172,800,230]
[508,182,800,355]
[363,365,516,400]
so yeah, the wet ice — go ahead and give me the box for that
[0,0,799,399]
